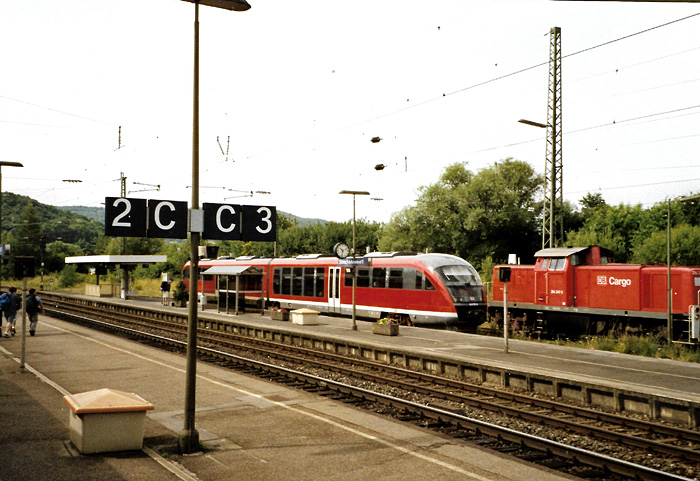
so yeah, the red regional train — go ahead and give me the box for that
[490,246,700,342]
[183,252,486,326]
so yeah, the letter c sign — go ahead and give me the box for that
[147,199,188,238]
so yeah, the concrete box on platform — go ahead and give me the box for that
[63,388,154,454]
[291,308,319,325]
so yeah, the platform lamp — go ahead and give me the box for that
[178,0,251,455]
[339,190,369,331]
[0,162,24,288]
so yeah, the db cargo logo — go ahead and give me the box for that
[598,276,632,287]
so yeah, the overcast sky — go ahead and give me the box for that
[3,0,700,224]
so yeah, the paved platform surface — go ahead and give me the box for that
[0,313,576,481]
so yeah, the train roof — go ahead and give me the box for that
[534,247,588,258]
[189,252,476,268]
[534,246,614,259]
[201,265,262,276]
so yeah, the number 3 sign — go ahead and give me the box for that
[105,197,276,242]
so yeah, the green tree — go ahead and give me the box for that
[14,201,41,258]
[44,241,84,273]
[579,192,606,213]
[631,224,700,266]
[276,220,380,257]
[103,236,164,256]
[378,160,542,268]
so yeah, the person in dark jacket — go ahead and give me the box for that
[25,288,44,336]
[2,287,21,338]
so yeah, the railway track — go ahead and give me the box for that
[43,294,699,480]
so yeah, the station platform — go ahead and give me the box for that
[0,311,575,481]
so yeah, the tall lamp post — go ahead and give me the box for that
[0,161,24,288]
[518,118,562,249]
[178,0,250,455]
[339,190,369,331]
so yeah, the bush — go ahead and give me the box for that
[172,281,187,302]
[59,265,81,288]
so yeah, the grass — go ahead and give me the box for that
[2,276,163,298]
[548,334,700,363]
[480,320,700,362]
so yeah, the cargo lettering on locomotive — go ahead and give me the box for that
[608,277,632,287]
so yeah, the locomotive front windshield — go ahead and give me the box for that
[435,264,484,304]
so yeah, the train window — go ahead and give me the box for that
[303,268,316,297]
[549,258,566,271]
[437,264,479,285]
[402,268,417,290]
[388,268,403,289]
[425,277,435,290]
[281,267,292,295]
[357,268,370,287]
[570,254,581,266]
[203,274,214,282]
[183,267,190,280]
[273,268,281,294]
[540,258,549,271]
[315,267,325,297]
[372,268,386,288]
[412,270,422,289]
[303,269,313,297]
[292,267,303,296]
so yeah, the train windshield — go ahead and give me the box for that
[435,264,484,303]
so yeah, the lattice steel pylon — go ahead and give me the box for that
[543,26,563,249]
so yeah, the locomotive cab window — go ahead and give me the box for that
[549,258,566,271]
[539,259,549,271]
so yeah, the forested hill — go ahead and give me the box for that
[59,205,104,223]
[2,192,103,247]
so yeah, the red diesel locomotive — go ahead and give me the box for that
[183,252,486,326]
[490,246,700,341]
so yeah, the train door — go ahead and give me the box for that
[544,257,572,306]
[535,257,570,306]
[535,258,548,304]
[328,267,342,314]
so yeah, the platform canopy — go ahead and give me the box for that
[65,255,167,266]
[201,265,261,276]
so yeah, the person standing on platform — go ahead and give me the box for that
[2,287,21,338]
[25,288,44,336]
[160,278,172,306]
